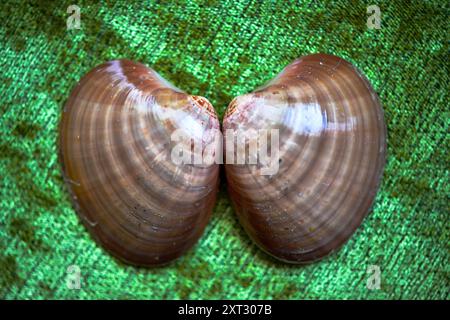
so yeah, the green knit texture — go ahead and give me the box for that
[0,0,448,299]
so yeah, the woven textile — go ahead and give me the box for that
[0,0,448,299]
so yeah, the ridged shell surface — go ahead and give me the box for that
[59,59,220,266]
[223,53,386,263]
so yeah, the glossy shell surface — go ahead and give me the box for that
[223,53,386,263]
[60,59,220,266]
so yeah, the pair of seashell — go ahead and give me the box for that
[59,54,386,266]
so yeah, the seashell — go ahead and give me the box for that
[223,53,386,263]
[59,59,220,266]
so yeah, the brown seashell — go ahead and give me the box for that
[59,59,220,266]
[223,53,386,263]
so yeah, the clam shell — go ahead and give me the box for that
[223,53,386,263]
[59,60,220,266]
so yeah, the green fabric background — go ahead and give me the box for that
[0,0,448,299]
